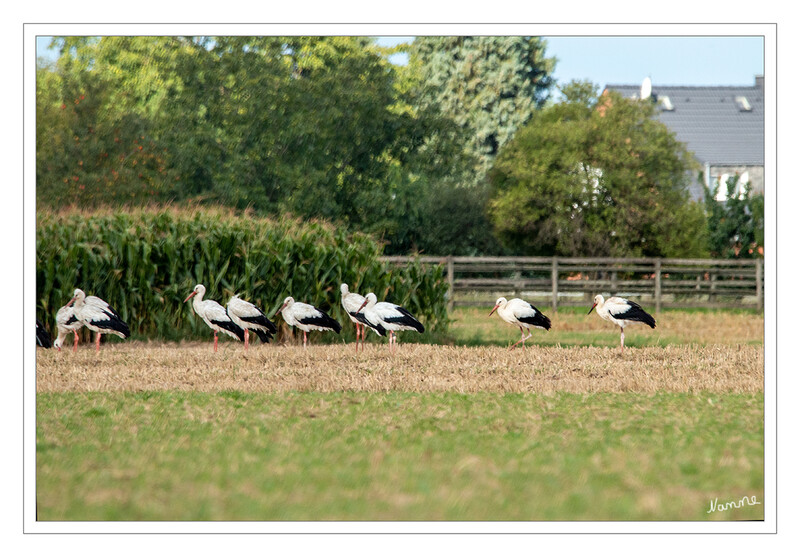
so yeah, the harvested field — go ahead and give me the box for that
[450,306,764,347]
[37,342,763,395]
[35,309,765,522]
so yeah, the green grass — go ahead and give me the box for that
[444,307,763,348]
[37,391,763,521]
[447,327,675,349]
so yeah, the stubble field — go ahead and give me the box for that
[35,309,764,522]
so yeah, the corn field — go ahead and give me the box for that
[36,207,450,341]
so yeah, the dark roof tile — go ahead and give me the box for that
[604,80,764,165]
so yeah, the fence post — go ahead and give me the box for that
[756,259,763,311]
[710,272,717,304]
[654,258,662,313]
[446,256,455,313]
[551,257,559,314]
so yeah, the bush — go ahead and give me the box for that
[36,207,449,342]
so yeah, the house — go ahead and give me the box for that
[603,76,764,201]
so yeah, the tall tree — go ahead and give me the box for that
[36,37,181,208]
[488,81,708,258]
[407,36,555,184]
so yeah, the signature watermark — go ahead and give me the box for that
[707,495,762,514]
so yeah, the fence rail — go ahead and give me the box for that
[379,256,764,313]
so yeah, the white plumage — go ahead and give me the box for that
[226,295,276,350]
[341,283,369,351]
[53,301,84,352]
[350,293,387,338]
[70,288,130,352]
[588,294,656,354]
[489,297,551,349]
[357,293,424,351]
[277,296,341,348]
[184,284,244,352]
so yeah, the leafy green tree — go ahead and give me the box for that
[37,36,425,226]
[488,81,708,258]
[704,174,764,258]
[407,36,555,184]
[37,37,185,208]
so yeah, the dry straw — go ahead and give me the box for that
[37,343,763,395]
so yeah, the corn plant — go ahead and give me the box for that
[37,207,450,342]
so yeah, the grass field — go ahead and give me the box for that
[448,306,764,348]
[35,308,764,522]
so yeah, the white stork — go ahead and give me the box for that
[70,288,131,352]
[276,296,342,348]
[489,297,551,349]
[356,293,424,352]
[36,319,52,349]
[184,284,245,352]
[588,294,656,354]
[53,299,84,352]
[340,283,369,352]
[226,295,277,350]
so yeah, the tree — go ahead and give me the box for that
[36,37,428,228]
[36,38,180,208]
[407,36,555,185]
[488,81,709,258]
[704,174,764,258]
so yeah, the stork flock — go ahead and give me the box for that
[40,284,656,355]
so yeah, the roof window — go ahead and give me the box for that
[735,96,752,111]
[658,95,674,111]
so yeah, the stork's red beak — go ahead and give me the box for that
[356,299,368,313]
[588,303,597,315]
[184,291,197,302]
[67,296,77,306]
[489,304,499,316]
[274,302,288,317]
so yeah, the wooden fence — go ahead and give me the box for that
[380,256,764,313]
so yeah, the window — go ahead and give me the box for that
[735,96,752,111]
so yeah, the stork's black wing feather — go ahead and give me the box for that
[211,318,245,341]
[93,310,131,338]
[252,328,273,343]
[363,315,386,336]
[614,301,656,328]
[239,312,278,334]
[36,319,52,348]
[298,308,342,334]
[348,311,371,326]
[382,306,424,333]
[517,306,551,331]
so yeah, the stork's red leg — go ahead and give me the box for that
[620,327,625,355]
[95,332,101,353]
[303,331,308,349]
[214,331,218,352]
[244,330,249,351]
[510,327,524,349]
[73,332,79,352]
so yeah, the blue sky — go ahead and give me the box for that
[374,36,764,89]
[38,35,764,90]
